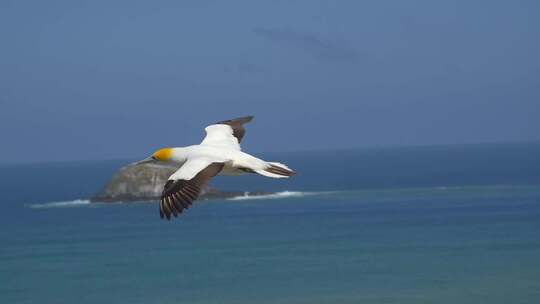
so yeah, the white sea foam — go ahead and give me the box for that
[28,199,91,209]
[227,191,312,201]
[27,191,325,208]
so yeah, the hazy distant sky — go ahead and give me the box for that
[1,0,539,163]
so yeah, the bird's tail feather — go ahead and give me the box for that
[255,162,296,178]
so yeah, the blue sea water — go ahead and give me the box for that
[1,143,540,303]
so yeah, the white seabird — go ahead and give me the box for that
[132,116,296,220]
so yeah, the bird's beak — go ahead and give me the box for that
[131,156,156,166]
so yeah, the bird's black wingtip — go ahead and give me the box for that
[217,116,254,125]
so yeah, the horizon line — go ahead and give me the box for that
[2,139,539,167]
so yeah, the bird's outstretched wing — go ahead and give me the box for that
[200,116,254,150]
[160,159,224,220]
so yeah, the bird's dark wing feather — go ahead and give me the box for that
[159,162,224,220]
[215,116,253,143]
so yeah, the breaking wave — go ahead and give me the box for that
[27,199,91,209]
[27,191,331,208]
[227,191,314,201]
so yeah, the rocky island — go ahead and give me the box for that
[91,163,268,203]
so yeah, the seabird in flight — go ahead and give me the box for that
[132,116,296,220]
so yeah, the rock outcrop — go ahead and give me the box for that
[91,163,263,203]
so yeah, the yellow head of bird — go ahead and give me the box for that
[152,148,173,161]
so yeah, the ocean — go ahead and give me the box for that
[1,142,540,303]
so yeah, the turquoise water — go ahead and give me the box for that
[1,143,540,303]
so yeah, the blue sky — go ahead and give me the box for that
[1,0,539,163]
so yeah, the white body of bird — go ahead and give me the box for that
[166,145,293,180]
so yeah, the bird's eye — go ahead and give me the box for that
[151,156,157,160]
